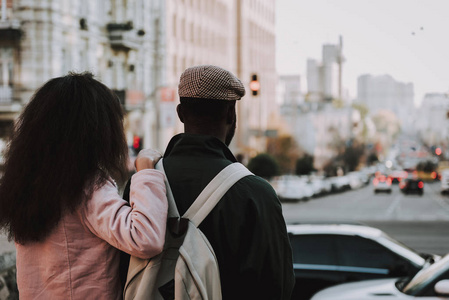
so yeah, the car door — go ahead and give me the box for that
[290,234,345,300]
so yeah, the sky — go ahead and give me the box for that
[275,0,449,105]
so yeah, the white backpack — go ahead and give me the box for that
[124,160,253,300]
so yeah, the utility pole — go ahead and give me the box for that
[235,0,244,153]
[337,35,344,100]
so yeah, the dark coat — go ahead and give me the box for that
[162,133,294,300]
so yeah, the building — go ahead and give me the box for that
[0,0,279,161]
[415,93,449,148]
[0,0,157,156]
[164,0,278,157]
[306,36,344,103]
[356,74,414,132]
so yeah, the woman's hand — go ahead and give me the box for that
[134,149,163,171]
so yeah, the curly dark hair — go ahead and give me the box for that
[0,72,129,244]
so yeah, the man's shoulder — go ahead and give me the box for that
[229,172,278,200]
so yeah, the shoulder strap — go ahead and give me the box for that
[156,159,253,227]
[155,159,180,219]
[184,162,253,227]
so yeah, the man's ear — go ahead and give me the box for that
[226,102,236,124]
[176,104,185,123]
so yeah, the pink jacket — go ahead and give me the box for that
[15,169,168,300]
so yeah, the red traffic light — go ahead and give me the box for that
[133,135,142,153]
[250,74,259,96]
[435,147,442,155]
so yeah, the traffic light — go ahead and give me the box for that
[132,135,143,154]
[250,74,260,96]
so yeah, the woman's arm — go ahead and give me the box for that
[80,150,168,259]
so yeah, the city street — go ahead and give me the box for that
[282,180,449,256]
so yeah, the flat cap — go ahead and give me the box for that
[178,65,245,100]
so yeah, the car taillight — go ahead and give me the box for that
[386,178,392,185]
[418,181,424,189]
[373,178,378,186]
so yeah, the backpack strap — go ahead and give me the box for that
[183,162,253,227]
[155,159,180,219]
[156,159,253,227]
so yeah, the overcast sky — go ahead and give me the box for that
[275,0,449,105]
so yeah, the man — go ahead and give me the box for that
[162,65,294,299]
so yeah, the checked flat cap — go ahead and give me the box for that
[178,65,245,100]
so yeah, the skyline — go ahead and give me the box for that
[275,0,449,106]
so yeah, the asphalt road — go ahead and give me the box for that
[2,181,449,256]
[281,180,449,256]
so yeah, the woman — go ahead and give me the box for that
[0,72,168,299]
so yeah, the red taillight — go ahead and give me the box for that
[418,181,424,189]
[373,178,379,186]
[386,178,392,185]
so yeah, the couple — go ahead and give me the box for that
[0,65,294,299]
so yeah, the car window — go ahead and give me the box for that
[335,235,404,271]
[290,234,338,265]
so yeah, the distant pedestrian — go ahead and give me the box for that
[0,72,168,299]
[125,65,295,299]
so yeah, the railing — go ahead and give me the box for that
[106,22,141,51]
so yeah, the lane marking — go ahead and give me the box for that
[386,194,403,218]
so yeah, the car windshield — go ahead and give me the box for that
[402,254,449,295]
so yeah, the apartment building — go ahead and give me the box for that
[0,0,278,159]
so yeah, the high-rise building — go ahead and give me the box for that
[356,74,414,131]
[0,0,278,160]
[164,0,277,156]
[306,36,344,102]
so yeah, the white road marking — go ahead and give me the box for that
[386,194,403,218]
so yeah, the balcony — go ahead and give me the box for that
[0,5,22,42]
[106,22,141,51]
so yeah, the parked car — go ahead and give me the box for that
[330,176,351,193]
[311,253,449,300]
[288,223,438,300]
[440,169,449,195]
[373,174,392,194]
[400,177,424,195]
[271,175,313,202]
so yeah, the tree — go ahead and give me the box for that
[247,153,279,180]
[367,152,379,165]
[266,135,302,174]
[295,154,315,175]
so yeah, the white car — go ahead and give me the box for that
[441,169,449,194]
[311,253,449,300]
[271,175,312,201]
[373,174,392,194]
[288,223,439,300]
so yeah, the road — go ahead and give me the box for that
[2,181,449,256]
[282,180,449,256]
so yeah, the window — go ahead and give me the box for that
[290,234,338,265]
[336,235,402,270]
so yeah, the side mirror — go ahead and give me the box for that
[435,279,449,296]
